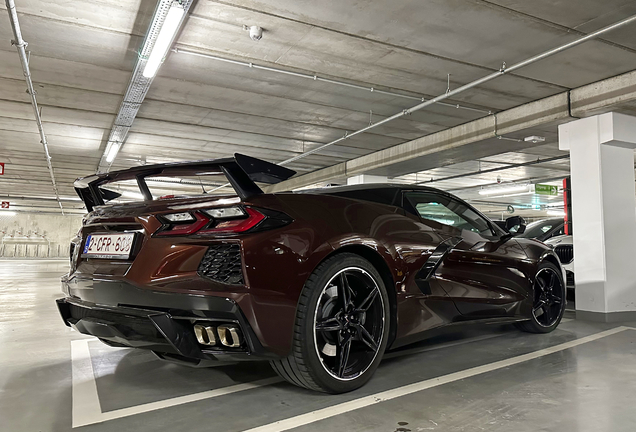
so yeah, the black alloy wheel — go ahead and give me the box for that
[516,261,566,333]
[270,253,390,393]
[532,267,564,327]
[313,267,385,380]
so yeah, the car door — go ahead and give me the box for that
[402,191,530,319]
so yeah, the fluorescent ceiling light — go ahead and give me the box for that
[121,191,145,200]
[142,3,185,78]
[524,135,545,143]
[0,211,17,216]
[105,143,121,163]
[481,191,534,199]
[478,183,529,196]
[547,210,566,216]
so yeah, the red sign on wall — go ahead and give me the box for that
[0,163,4,175]
[1,202,9,209]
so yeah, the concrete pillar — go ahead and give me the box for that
[558,112,636,322]
[346,174,387,185]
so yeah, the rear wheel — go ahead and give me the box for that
[516,261,566,333]
[270,253,390,393]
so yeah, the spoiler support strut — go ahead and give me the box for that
[74,153,296,211]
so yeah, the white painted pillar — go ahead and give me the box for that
[346,174,387,185]
[558,112,636,322]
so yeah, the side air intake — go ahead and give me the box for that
[198,243,244,284]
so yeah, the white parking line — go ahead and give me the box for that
[71,338,281,428]
[71,339,103,428]
[242,326,632,432]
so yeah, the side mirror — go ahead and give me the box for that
[504,216,526,235]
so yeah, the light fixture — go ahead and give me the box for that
[478,183,530,196]
[142,3,185,78]
[105,143,121,163]
[480,191,534,199]
[0,211,17,216]
[524,135,546,143]
[244,25,263,41]
[547,209,566,216]
[121,190,145,200]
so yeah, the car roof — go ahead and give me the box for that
[295,183,440,195]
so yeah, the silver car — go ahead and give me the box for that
[545,234,574,290]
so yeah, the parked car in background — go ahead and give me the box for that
[516,218,565,242]
[545,234,574,291]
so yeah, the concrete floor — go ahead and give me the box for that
[2,260,636,432]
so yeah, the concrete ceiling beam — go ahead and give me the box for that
[268,69,636,191]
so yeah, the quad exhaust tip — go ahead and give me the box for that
[193,323,243,348]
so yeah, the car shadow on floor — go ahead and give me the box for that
[91,341,277,412]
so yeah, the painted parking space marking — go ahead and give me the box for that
[71,326,631,429]
[71,338,281,428]
[70,330,507,427]
[242,326,632,432]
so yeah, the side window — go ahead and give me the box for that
[540,224,554,234]
[404,192,493,236]
[547,225,564,239]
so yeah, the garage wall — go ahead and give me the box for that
[0,213,84,258]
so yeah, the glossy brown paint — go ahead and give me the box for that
[64,187,558,359]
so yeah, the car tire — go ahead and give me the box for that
[516,261,566,334]
[270,253,390,393]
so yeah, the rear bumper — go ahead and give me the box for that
[57,278,279,363]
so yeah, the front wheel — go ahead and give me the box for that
[516,261,566,333]
[270,253,390,393]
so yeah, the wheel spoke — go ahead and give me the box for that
[337,334,352,378]
[357,324,379,352]
[533,302,545,317]
[550,294,562,304]
[339,272,353,308]
[355,288,379,312]
[544,304,553,323]
[548,273,556,291]
[536,277,546,292]
[316,317,343,332]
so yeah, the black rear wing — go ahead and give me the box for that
[74,153,296,211]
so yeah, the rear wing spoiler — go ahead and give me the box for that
[74,153,296,211]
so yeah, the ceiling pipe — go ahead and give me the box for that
[413,154,570,185]
[5,0,64,215]
[275,13,636,167]
[173,47,492,115]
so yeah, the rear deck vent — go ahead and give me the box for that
[198,243,244,284]
[554,245,573,264]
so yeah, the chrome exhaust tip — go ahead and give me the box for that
[193,324,217,346]
[217,324,243,348]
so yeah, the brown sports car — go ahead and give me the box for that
[57,154,566,393]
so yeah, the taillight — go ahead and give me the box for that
[154,206,289,236]
[198,207,265,234]
[156,212,209,236]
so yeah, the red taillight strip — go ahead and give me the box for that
[156,212,210,236]
[198,207,265,234]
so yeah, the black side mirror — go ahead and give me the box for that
[504,216,526,235]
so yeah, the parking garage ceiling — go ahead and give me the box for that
[1,0,636,214]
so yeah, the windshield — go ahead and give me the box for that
[518,219,561,238]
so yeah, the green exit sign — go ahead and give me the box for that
[535,184,559,196]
